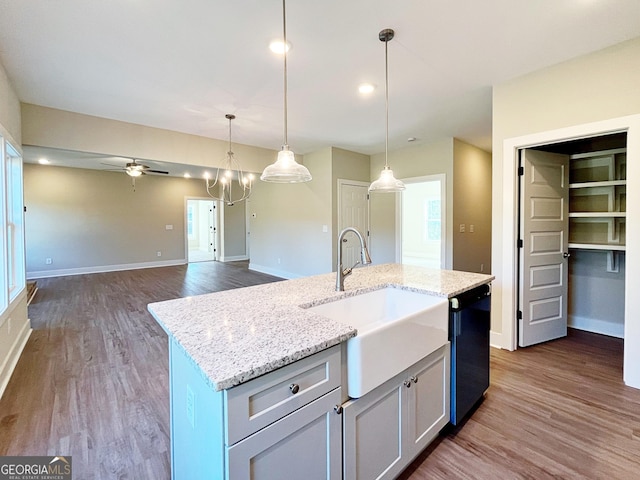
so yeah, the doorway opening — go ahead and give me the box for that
[399,175,446,269]
[186,198,218,263]
[517,132,627,347]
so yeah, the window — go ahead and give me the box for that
[424,199,441,241]
[5,142,25,301]
[0,138,25,317]
[0,135,6,314]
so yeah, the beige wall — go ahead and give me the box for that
[0,60,29,400]
[491,37,640,387]
[21,104,276,172]
[0,65,21,146]
[369,138,455,268]
[248,150,333,278]
[221,202,247,259]
[452,139,491,273]
[23,163,230,276]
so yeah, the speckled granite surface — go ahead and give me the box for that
[148,263,493,391]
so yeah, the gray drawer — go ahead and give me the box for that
[225,345,341,445]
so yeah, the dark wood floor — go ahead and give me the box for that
[2,262,640,479]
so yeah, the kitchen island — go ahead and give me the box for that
[148,263,493,479]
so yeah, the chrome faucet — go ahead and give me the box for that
[336,227,372,291]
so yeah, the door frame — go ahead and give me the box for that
[497,114,640,387]
[184,196,220,263]
[395,174,446,268]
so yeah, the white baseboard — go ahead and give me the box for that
[568,314,624,339]
[219,255,249,262]
[490,330,505,350]
[27,259,187,279]
[0,320,32,400]
[248,263,299,280]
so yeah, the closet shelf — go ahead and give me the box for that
[569,212,626,218]
[569,180,626,189]
[568,243,626,251]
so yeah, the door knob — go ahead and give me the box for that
[289,383,300,394]
[563,252,571,258]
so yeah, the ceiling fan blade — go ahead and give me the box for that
[100,162,124,168]
[147,169,169,174]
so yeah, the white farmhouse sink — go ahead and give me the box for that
[307,287,448,398]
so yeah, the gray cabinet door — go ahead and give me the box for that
[343,381,405,480]
[342,344,450,480]
[405,345,450,458]
[226,387,342,480]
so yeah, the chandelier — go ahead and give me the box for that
[206,114,254,206]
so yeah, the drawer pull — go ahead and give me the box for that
[289,383,300,394]
[411,376,418,384]
[334,405,343,415]
[404,379,412,388]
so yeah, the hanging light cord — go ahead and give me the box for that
[384,34,389,168]
[227,115,232,153]
[282,0,288,149]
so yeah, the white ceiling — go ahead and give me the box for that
[2,0,640,169]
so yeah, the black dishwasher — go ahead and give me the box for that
[449,284,491,425]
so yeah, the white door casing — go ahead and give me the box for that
[519,150,569,347]
[338,180,370,270]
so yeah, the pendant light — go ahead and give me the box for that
[260,0,312,183]
[205,114,254,206]
[369,29,406,193]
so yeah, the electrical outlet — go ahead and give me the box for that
[459,224,465,233]
[157,251,162,257]
[277,258,281,265]
[165,224,173,230]
[469,224,475,233]
[45,258,52,265]
[186,385,195,428]
[480,263,484,272]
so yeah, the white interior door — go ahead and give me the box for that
[187,199,217,263]
[339,181,369,269]
[519,149,570,347]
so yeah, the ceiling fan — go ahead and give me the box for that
[101,158,169,177]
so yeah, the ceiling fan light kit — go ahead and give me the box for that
[260,0,312,184]
[205,114,254,206]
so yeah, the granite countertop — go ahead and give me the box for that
[147,263,493,392]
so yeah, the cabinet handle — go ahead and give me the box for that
[563,252,571,258]
[404,379,412,388]
[334,405,343,415]
[289,383,300,394]
[411,376,418,384]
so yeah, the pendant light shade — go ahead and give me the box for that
[260,0,312,183]
[260,146,312,183]
[369,28,405,193]
[369,165,405,192]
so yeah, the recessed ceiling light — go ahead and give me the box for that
[38,158,50,165]
[358,83,376,95]
[183,173,191,178]
[407,137,417,142]
[269,40,291,54]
